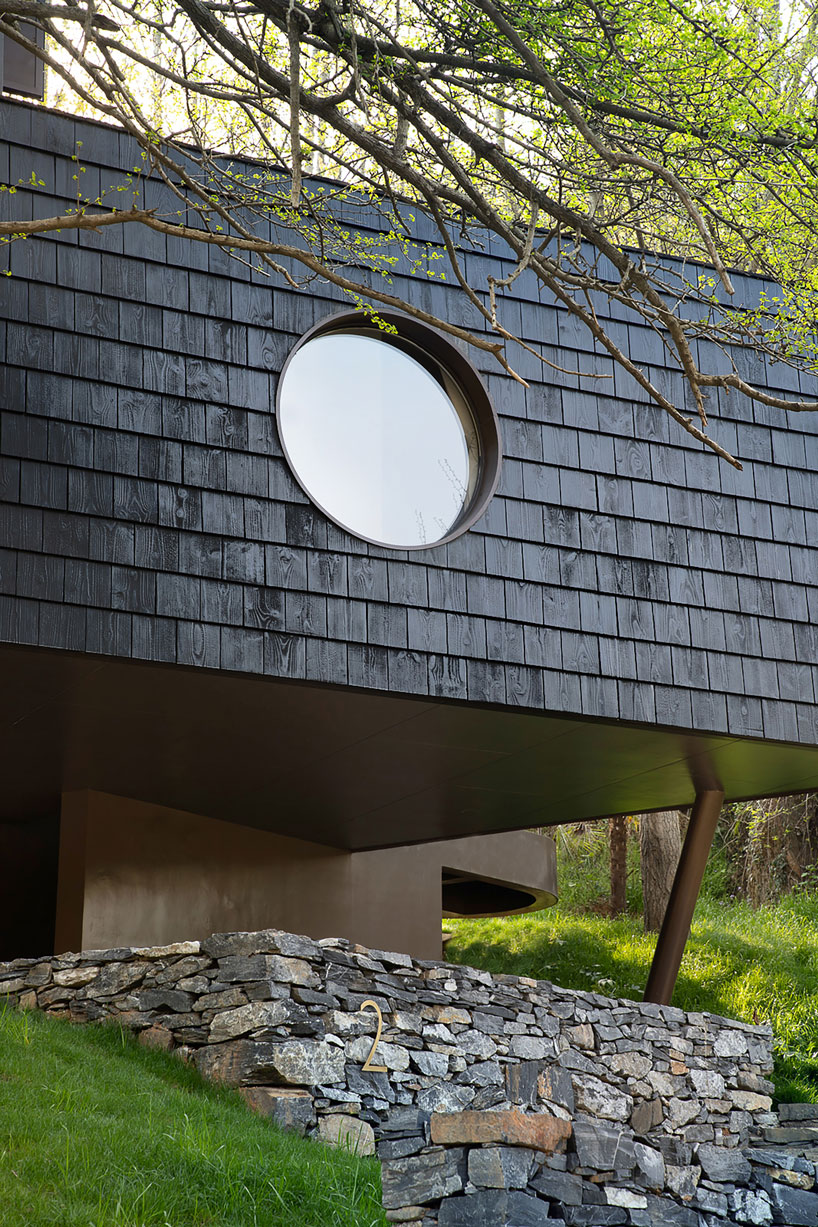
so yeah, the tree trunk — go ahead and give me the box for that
[609,814,628,915]
[640,810,683,931]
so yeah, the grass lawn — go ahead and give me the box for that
[448,889,818,1103]
[0,1006,387,1227]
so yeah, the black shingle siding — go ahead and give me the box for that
[2,101,818,745]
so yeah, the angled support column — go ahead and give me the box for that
[643,788,724,1006]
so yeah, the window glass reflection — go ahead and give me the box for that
[278,332,478,549]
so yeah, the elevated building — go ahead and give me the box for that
[2,97,818,988]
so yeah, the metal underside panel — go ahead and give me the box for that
[3,643,817,849]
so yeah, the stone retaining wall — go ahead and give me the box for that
[3,928,808,1225]
[376,1105,818,1225]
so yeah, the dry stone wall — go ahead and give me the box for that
[376,1107,818,1226]
[2,928,814,1225]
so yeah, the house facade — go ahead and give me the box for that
[2,98,818,968]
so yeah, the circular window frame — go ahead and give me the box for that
[275,309,503,551]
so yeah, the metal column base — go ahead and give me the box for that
[643,789,724,1006]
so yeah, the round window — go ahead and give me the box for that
[276,312,501,550]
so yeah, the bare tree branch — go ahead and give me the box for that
[3,0,818,467]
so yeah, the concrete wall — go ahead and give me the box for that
[54,790,556,959]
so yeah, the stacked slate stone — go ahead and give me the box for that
[742,1104,818,1227]
[378,1111,818,1225]
[2,928,814,1225]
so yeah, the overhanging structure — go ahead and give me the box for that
[2,100,818,984]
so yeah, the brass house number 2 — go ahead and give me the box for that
[359,999,387,1072]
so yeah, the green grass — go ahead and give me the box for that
[0,1006,387,1227]
[448,875,818,1103]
